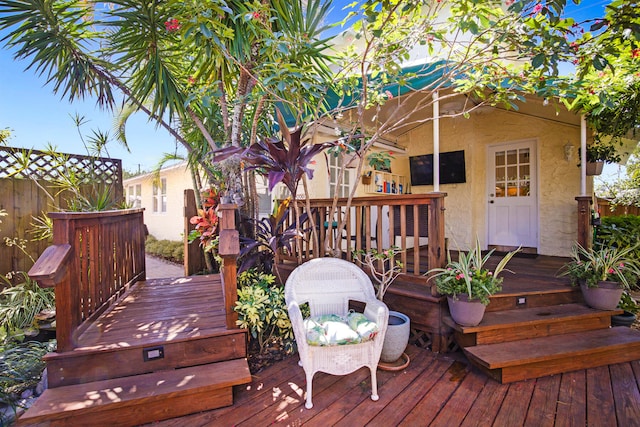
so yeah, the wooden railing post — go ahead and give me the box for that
[427,193,446,269]
[576,196,593,249]
[217,204,240,330]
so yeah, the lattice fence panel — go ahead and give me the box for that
[0,146,121,185]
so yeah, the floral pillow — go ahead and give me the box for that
[347,312,379,341]
[303,312,379,346]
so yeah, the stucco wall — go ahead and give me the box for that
[405,107,586,256]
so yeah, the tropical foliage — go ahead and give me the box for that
[559,243,640,289]
[234,269,300,356]
[238,199,311,276]
[0,0,335,200]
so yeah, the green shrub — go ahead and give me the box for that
[0,273,55,342]
[234,270,297,355]
[595,215,640,290]
[0,340,55,420]
[145,235,183,263]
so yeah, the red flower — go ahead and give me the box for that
[632,48,640,58]
[532,3,543,14]
[252,11,260,19]
[187,76,196,85]
[505,0,515,6]
[165,18,180,32]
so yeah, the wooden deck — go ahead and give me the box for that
[146,343,640,426]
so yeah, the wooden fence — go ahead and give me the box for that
[596,197,640,217]
[0,146,123,277]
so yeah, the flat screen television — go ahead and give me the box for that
[409,150,466,186]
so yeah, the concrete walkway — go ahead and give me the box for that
[145,255,184,279]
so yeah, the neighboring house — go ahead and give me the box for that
[301,92,637,258]
[124,161,273,241]
[124,161,195,241]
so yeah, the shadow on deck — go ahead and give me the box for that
[147,343,640,426]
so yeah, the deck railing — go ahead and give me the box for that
[28,209,146,352]
[281,193,446,282]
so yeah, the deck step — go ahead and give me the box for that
[485,280,582,312]
[447,303,619,347]
[45,329,247,388]
[18,358,251,426]
[464,327,640,383]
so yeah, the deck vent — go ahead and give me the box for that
[516,297,526,306]
[143,346,165,362]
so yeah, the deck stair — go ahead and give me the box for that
[18,276,252,426]
[18,359,251,426]
[447,283,640,383]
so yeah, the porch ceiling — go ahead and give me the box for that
[350,90,582,143]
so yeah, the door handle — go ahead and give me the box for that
[489,200,494,204]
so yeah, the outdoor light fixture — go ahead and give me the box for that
[564,143,575,162]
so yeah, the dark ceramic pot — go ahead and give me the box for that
[611,311,637,328]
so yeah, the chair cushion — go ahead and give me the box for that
[303,312,379,346]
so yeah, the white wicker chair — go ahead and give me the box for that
[285,258,389,409]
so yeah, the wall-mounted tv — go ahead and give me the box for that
[409,150,466,186]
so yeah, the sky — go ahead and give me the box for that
[0,0,614,176]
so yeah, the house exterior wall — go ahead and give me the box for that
[124,163,194,241]
[405,107,588,257]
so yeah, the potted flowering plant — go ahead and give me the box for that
[428,237,520,326]
[352,246,409,367]
[559,243,640,310]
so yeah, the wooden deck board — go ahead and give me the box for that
[586,366,617,427]
[523,374,561,427]
[145,344,640,426]
[493,380,535,427]
[610,362,640,423]
[556,370,587,426]
[77,275,228,349]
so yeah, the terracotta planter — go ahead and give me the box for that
[447,295,486,327]
[580,281,623,310]
[586,161,604,176]
[380,311,410,363]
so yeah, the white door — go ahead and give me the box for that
[487,141,538,249]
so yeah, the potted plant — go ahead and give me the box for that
[612,291,638,327]
[559,243,640,310]
[428,238,520,326]
[367,151,394,172]
[584,140,621,176]
[353,246,409,367]
[362,170,372,185]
